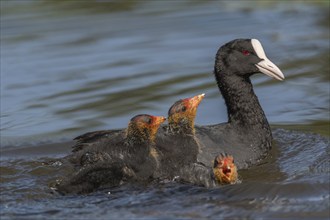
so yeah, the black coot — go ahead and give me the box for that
[195,39,284,169]
[68,39,284,171]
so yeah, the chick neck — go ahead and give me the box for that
[168,112,196,136]
[125,123,155,147]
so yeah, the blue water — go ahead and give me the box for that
[1,1,329,219]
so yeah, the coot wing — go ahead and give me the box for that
[72,129,124,152]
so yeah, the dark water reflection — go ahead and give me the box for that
[1,1,329,219]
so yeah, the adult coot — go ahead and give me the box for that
[69,38,284,171]
[195,39,284,169]
[57,114,166,194]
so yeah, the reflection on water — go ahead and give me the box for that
[0,1,329,219]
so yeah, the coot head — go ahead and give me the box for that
[213,153,238,185]
[215,39,284,81]
[168,93,205,134]
[126,114,166,145]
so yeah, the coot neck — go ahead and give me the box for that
[214,67,271,134]
[168,123,195,136]
[125,126,154,148]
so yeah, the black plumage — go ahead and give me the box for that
[66,39,284,174]
[56,114,166,194]
[193,39,284,169]
[155,94,205,180]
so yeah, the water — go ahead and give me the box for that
[1,1,329,219]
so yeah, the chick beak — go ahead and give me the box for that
[153,116,166,125]
[223,165,231,176]
[190,93,205,108]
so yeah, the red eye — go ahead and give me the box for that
[242,50,250,56]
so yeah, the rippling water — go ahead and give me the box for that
[1,1,329,219]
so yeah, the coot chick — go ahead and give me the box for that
[213,153,238,184]
[195,39,284,169]
[167,93,205,135]
[155,94,238,186]
[56,114,166,194]
[155,94,205,179]
[176,153,238,187]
